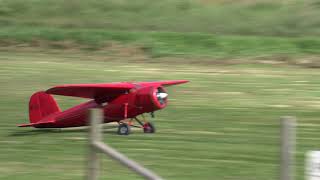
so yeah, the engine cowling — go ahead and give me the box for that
[135,86,168,112]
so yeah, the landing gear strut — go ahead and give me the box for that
[117,114,155,135]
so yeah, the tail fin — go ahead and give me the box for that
[29,91,61,123]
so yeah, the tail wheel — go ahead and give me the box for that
[143,122,155,133]
[118,123,131,135]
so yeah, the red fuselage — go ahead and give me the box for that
[34,85,168,128]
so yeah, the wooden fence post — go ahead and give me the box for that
[86,108,103,180]
[280,116,296,180]
[86,108,163,180]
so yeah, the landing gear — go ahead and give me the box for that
[117,114,155,135]
[117,123,131,135]
[134,116,155,134]
[143,122,155,133]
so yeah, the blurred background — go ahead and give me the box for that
[0,0,320,180]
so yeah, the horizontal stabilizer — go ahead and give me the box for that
[18,123,35,127]
[18,120,55,127]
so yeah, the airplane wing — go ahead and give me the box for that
[46,82,135,102]
[157,80,189,86]
[46,80,188,102]
[136,80,189,87]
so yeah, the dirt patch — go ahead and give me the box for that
[0,39,84,50]
[98,41,147,57]
[292,56,320,68]
[1,39,320,68]
[198,0,280,5]
[63,137,86,140]
[0,39,149,60]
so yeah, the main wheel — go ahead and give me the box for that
[143,122,155,133]
[118,123,131,135]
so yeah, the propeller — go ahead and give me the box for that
[157,92,168,99]
[156,88,168,105]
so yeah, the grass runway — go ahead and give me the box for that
[0,50,320,180]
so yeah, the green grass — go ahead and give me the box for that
[1,0,320,59]
[1,27,320,59]
[1,50,320,180]
[1,0,320,37]
[1,0,320,179]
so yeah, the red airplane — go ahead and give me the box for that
[18,80,188,135]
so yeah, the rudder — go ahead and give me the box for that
[29,91,61,123]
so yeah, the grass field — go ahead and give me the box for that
[1,0,320,179]
[1,0,320,37]
[1,0,320,61]
[0,49,320,180]
[1,27,320,60]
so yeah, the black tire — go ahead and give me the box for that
[143,122,155,133]
[118,123,131,135]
